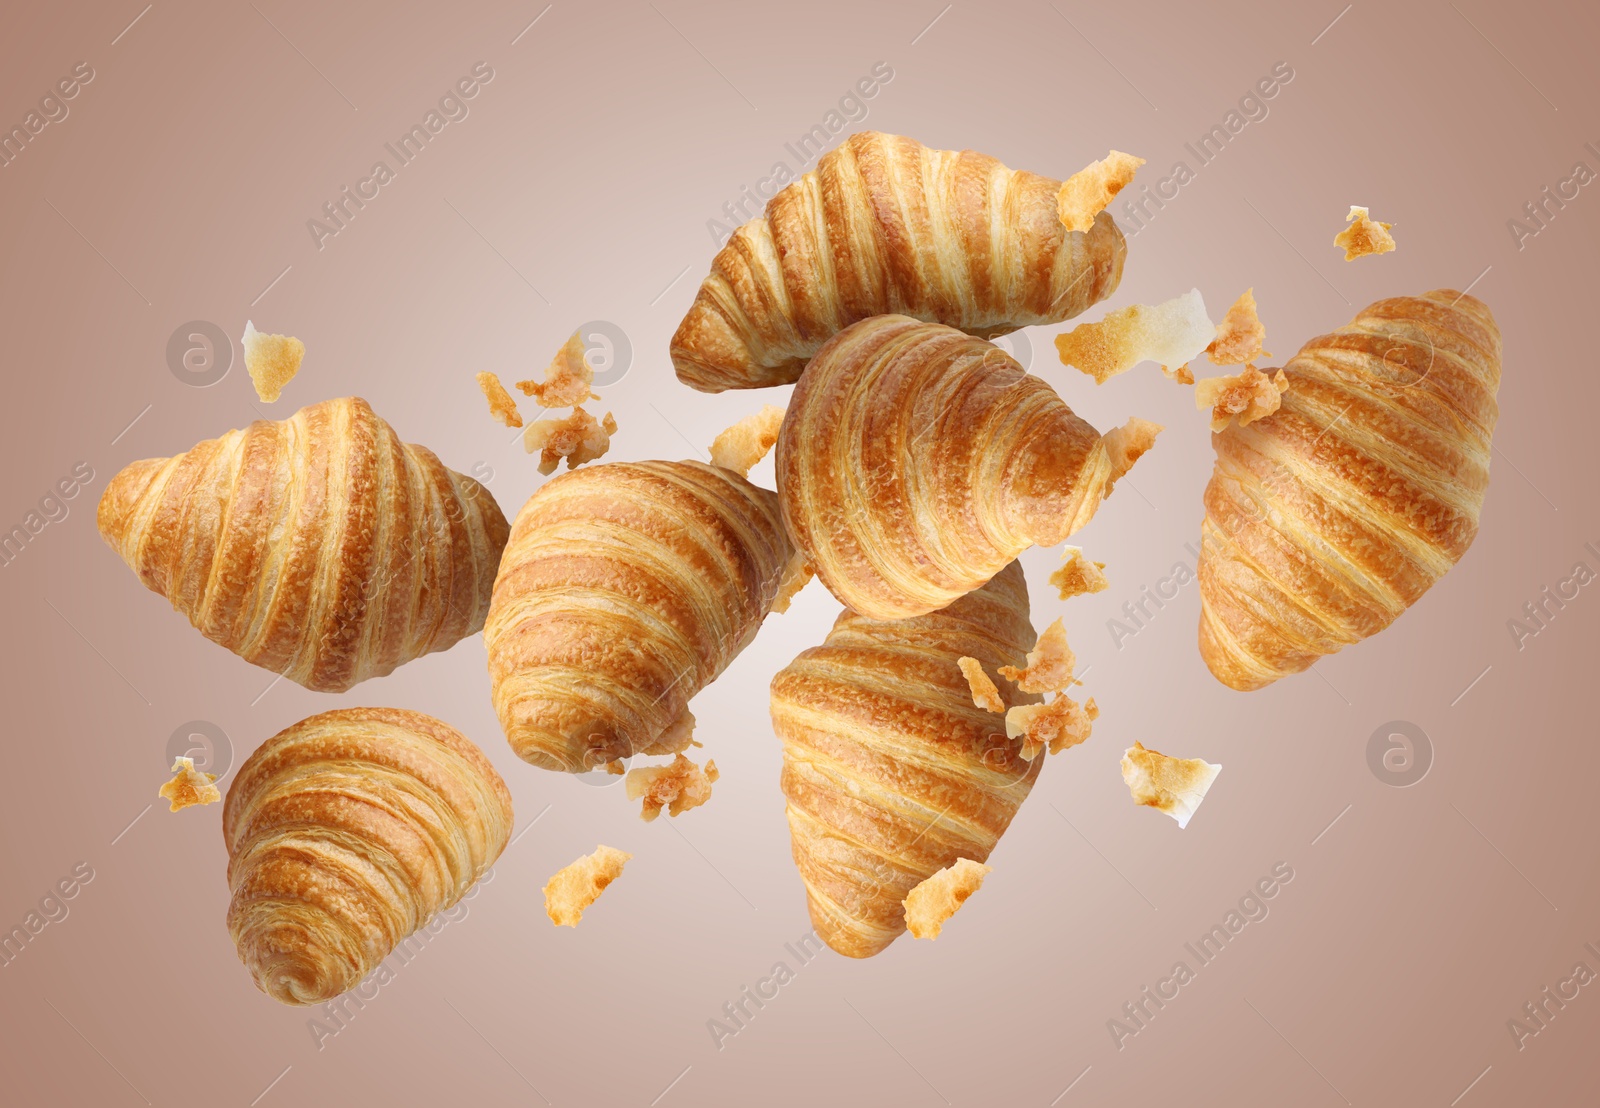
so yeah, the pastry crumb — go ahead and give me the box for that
[770,553,815,614]
[523,406,616,475]
[1120,742,1221,828]
[517,331,599,407]
[1206,288,1271,367]
[1006,694,1098,760]
[904,858,991,940]
[241,321,304,403]
[543,845,631,926]
[625,754,719,821]
[999,618,1076,694]
[603,759,626,775]
[1101,417,1163,495]
[1195,365,1289,432]
[476,371,523,428]
[710,405,786,476]
[159,756,220,812]
[1050,546,1109,600]
[1057,150,1145,233]
[958,657,1006,714]
[1054,290,1214,383]
[1334,206,1396,261]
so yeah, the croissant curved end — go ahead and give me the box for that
[96,457,163,567]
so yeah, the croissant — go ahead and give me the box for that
[223,707,512,1005]
[671,130,1126,392]
[771,560,1043,958]
[1198,290,1502,690]
[777,314,1143,620]
[97,397,508,693]
[485,460,794,772]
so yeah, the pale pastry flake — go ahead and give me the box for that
[710,405,786,476]
[159,756,221,812]
[1195,365,1289,432]
[241,321,305,403]
[1163,363,1195,385]
[1054,290,1214,384]
[998,618,1075,694]
[1334,206,1396,261]
[904,858,991,940]
[769,552,815,615]
[476,371,523,428]
[517,331,599,406]
[1206,288,1271,366]
[1120,742,1221,829]
[523,406,616,475]
[543,845,632,927]
[1006,694,1098,760]
[625,754,719,821]
[1101,416,1163,495]
[636,707,701,757]
[1050,546,1109,600]
[1057,150,1146,233]
[957,656,1006,714]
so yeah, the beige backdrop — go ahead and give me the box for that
[1,0,1596,1104]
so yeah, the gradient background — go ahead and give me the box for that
[1,1,1596,1104]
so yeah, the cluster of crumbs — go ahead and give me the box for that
[1334,205,1396,260]
[1054,290,1214,384]
[518,331,600,407]
[543,845,631,927]
[903,858,991,940]
[524,407,617,475]
[1205,288,1271,367]
[159,756,221,812]
[710,405,786,476]
[1100,416,1163,497]
[1195,365,1289,432]
[1120,742,1221,828]
[1056,150,1145,233]
[241,321,305,403]
[1006,694,1098,761]
[1050,546,1108,600]
[999,618,1076,694]
[625,754,719,821]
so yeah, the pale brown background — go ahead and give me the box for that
[1,0,1596,1104]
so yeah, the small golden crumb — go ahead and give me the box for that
[999,619,1076,694]
[523,406,616,475]
[904,858,991,940]
[1206,288,1271,366]
[1005,694,1098,760]
[240,321,305,403]
[604,759,626,775]
[517,331,599,407]
[1195,365,1289,432]
[1050,546,1109,600]
[625,754,719,821]
[1163,363,1195,385]
[1101,417,1163,496]
[710,405,786,476]
[476,371,523,428]
[543,845,632,927]
[770,553,815,615]
[637,708,700,757]
[159,756,220,812]
[1120,741,1221,828]
[1057,150,1145,233]
[1334,206,1396,261]
[1054,290,1214,384]
[957,657,1006,714]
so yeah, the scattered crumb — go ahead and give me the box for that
[999,619,1076,694]
[1050,546,1109,600]
[1163,363,1195,385]
[603,759,626,775]
[1195,365,1289,432]
[543,845,632,927]
[240,321,305,403]
[159,756,220,812]
[517,331,599,407]
[1334,206,1396,261]
[1120,742,1221,829]
[1006,694,1098,760]
[523,406,616,475]
[476,371,523,428]
[1057,150,1146,233]
[1054,290,1214,383]
[958,657,1006,714]
[710,405,786,476]
[625,754,719,821]
[904,858,991,940]
[769,553,815,615]
[1206,288,1271,366]
[1101,417,1163,496]
[637,708,701,757]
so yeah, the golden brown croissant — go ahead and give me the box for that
[1198,290,1501,690]
[671,131,1126,392]
[777,314,1151,620]
[771,561,1043,958]
[485,460,794,772]
[98,397,509,693]
[223,707,512,1005]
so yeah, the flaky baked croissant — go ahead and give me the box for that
[486,460,794,771]
[98,397,509,692]
[1199,290,1501,690]
[672,131,1126,392]
[771,561,1043,958]
[223,708,512,1005]
[777,314,1147,620]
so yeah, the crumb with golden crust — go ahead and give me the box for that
[904,858,991,939]
[1101,417,1163,496]
[999,618,1076,694]
[1050,546,1109,600]
[770,553,814,615]
[523,406,616,475]
[1006,694,1098,760]
[241,321,305,403]
[1120,742,1221,828]
[1206,288,1271,367]
[957,656,1006,714]
[476,371,523,428]
[159,756,220,812]
[1334,206,1396,261]
[1195,365,1289,432]
[543,845,631,927]
[517,331,600,407]
[625,754,719,821]
[1057,150,1145,233]
[710,405,786,476]
[1054,290,1214,383]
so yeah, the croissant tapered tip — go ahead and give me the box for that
[96,457,163,564]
